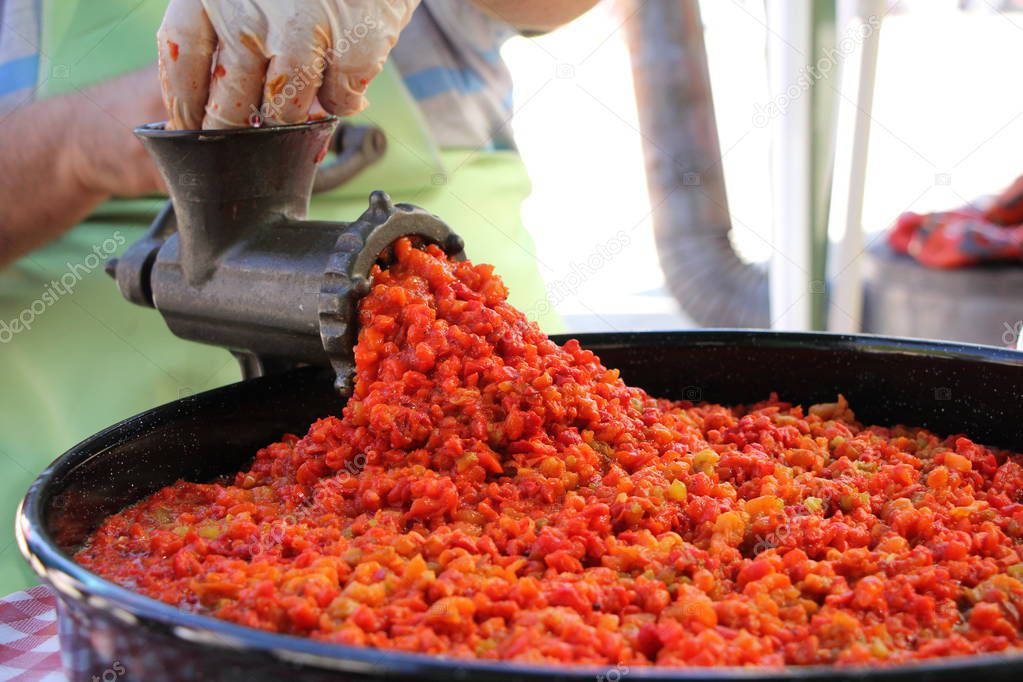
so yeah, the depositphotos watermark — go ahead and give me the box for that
[0,232,126,343]
[92,661,126,682]
[597,663,629,682]
[245,453,368,559]
[749,488,842,556]
[752,14,882,129]
[1001,320,1023,348]
[527,231,632,321]
[249,15,380,125]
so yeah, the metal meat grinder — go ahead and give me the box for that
[106,117,465,395]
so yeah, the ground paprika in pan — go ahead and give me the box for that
[76,239,1023,667]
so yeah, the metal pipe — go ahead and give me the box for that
[622,0,769,328]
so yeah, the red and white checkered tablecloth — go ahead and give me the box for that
[0,586,65,682]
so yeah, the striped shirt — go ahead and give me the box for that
[0,0,39,115]
[0,0,516,149]
[392,0,517,150]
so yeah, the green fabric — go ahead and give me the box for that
[310,148,557,325]
[0,0,558,595]
[37,0,167,97]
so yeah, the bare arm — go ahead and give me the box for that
[470,0,599,32]
[0,68,166,267]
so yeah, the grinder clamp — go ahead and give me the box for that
[107,117,465,395]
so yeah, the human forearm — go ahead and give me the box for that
[0,68,166,267]
[0,97,107,267]
[470,0,599,32]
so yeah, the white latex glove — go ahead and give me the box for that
[157,0,419,130]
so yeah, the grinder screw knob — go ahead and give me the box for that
[351,276,371,297]
[444,234,466,256]
[368,190,393,217]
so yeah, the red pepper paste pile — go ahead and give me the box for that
[77,239,1023,666]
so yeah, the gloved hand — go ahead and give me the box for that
[157,0,419,130]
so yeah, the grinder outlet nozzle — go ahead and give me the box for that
[110,118,465,395]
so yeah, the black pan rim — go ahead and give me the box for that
[18,329,1023,680]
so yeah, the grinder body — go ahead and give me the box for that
[110,118,465,394]
[150,218,347,371]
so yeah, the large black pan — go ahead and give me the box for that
[17,331,1023,682]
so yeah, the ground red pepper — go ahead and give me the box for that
[76,239,1023,666]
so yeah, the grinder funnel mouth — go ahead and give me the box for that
[133,116,343,285]
[134,116,340,141]
[132,115,341,212]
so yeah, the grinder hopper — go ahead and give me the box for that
[107,118,465,395]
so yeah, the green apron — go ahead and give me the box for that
[0,0,559,594]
